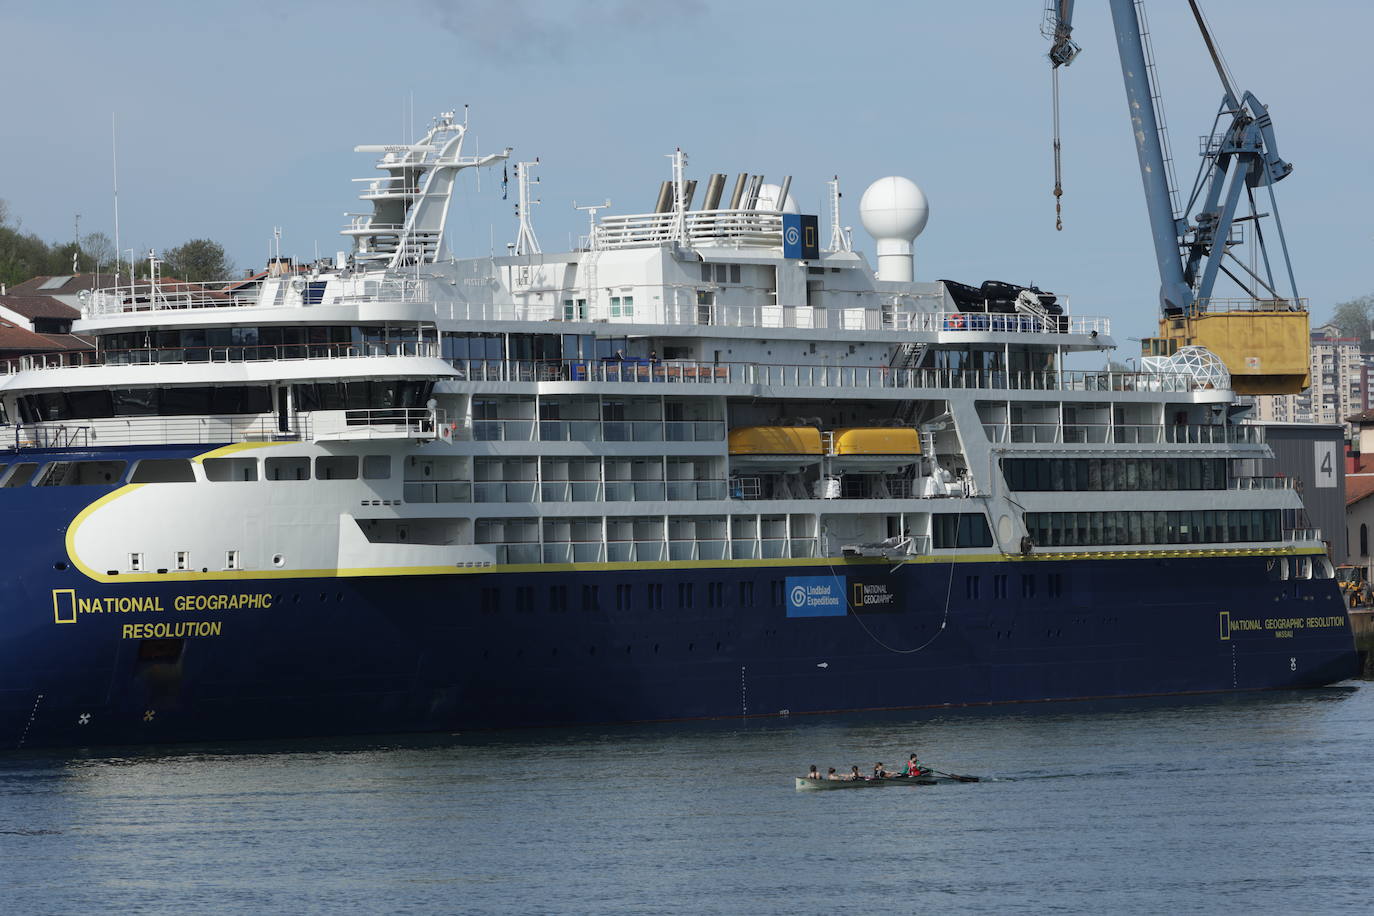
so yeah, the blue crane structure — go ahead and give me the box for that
[1044,1,1308,393]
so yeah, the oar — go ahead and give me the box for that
[926,767,979,783]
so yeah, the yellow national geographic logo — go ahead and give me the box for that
[51,588,272,638]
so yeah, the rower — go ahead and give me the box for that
[872,762,888,779]
[826,767,840,780]
[808,765,821,780]
[848,765,862,781]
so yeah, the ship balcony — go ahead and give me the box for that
[447,358,1218,396]
[984,423,1265,446]
[479,536,821,565]
[3,339,444,375]
[473,419,725,443]
[312,408,451,443]
[81,275,434,318]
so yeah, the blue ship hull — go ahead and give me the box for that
[0,446,1358,750]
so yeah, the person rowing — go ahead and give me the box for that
[807,765,821,780]
[848,765,862,781]
[826,767,841,781]
[872,762,889,780]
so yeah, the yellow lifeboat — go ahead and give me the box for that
[830,427,921,456]
[727,426,824,455]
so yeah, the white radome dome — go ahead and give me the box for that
[859,176,929,241]
[753,182,799,214]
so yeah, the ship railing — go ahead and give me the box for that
[467,480,732,504]
[1191,296,1308,315]
[402,481,473,503]
[12,424,90,449]
[594,209,784,249]
[0,340,443,375]
[994,423,1264,446]
[891,311,1109,336]
[446,358,1214,393]
[1283,528,1323,543]
[481,537,821,565]
[312,407,448,442]
[84,279,255,316]
[9,415,294,449]
[86,275,435,316]
[1229,476,1295,490]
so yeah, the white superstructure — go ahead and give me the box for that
[0,115,1318,586]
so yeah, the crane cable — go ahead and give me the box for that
[1052,66,1064,231]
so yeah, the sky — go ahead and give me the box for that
[3,0,1372,347]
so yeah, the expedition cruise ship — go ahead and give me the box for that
[0,105,1356,748]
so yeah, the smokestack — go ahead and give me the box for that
[728,173,748,209]
[654,181,673,213]
[745,175,765,209]
[681,179,698,211]
[775,176,792,212]
[702,173,726,210]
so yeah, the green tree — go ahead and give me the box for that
[1329,295,1374,350]
[162,238,233,282]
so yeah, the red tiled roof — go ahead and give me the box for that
[1346,474,1374,507]
[0,293,80,319]
[0,320,62,352]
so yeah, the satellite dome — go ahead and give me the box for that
[859,176,929,241]
[859,176,929,282]
[753,183,799,214]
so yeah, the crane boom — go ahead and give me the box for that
[1044,0,1308,394]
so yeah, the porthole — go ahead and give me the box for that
[53,561,67,571]
[272,554,285,568]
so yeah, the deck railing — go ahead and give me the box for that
[449,359,1212,393]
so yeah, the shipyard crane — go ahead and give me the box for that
[1045,0,1309,394]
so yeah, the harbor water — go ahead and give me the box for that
[3,684,1373,914]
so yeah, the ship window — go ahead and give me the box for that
[175,551,189,571]
[701,264,712,282]
[112,388,159,416]
[679,582,694,609]
[932,514,994,549]
[316,456,359,480]
[3,463,38,487]
[66,389,114,418]
[225,550,240,570]
[265,456,311,481]
[715,264,729,283]
[363,455,391,480]
[129,553,144,572]
[646,582,663,610]
[993,575,1008,599]
[730,264,741,283]
[36,460,128,486]
[130,459,195,483]
[738,580,754,607]
[204,457,259,482]
[965,576,979,600]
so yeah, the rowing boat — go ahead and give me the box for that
[794,773,957,791]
